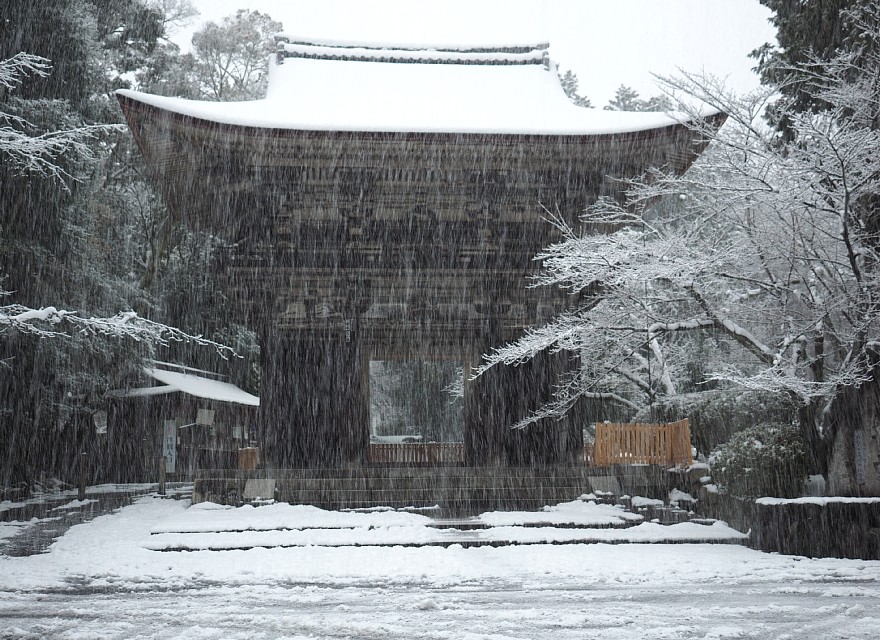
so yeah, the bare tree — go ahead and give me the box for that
[148,0,198,32]
[478,36,880,486]
[191,9,282,101]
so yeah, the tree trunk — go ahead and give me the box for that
[813,374,880,496]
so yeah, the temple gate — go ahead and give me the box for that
[118,39,721,468]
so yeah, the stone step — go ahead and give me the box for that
[273,498,589,509]
[196,466,597,481]
[267,477,590,490]
[216,489,590,512]
[145,520,748,552]
[150,537,749,552]
[193,465,681,511]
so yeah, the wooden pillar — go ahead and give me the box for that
[464,373,504,466]
[259,324,369,468]
[464,325,508,466]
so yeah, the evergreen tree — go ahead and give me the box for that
[604,84,642,111]
[0,0,244,493]
[752,0,856,115]
[604,84,672,112]
[0,0,168,449]
[557,69,592,108]
[642,93,674,112]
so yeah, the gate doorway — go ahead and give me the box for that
[369,360,464,444]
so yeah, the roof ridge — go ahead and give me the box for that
[274,35,549,54]
[275,38,550,67]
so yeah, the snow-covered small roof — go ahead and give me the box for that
[116,39,686,136]
[114,367,259,407]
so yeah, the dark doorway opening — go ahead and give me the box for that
[369,360,464,443]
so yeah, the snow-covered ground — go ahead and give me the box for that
[0,483,158,515]
[0,519,35,544]
[2,495,880,639]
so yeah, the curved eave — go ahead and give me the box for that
[117,92,726,228]
[118,91,726,146]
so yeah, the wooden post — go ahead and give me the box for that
[78,451,87,501]
[142,437,149,483]
[158,455,166,496]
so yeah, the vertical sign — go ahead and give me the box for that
[163,419,177,474]
[854,429,867,486]
[93,410,108,435]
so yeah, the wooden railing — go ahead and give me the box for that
[592,419,692,467]
[369,442,465,464]
[366,422,691,467]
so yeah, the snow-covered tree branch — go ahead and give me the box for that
[0,52,235,359]
[0,52,51,90]
[0,299,237,358]
[0,54,123,185]
[478,17,880,467]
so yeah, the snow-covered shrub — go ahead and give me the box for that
[710,422,808,499]
[633,390,795,456]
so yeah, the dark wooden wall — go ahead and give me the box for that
[119,96,721,469]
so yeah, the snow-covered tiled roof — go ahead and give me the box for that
[113,367,260,407]
[116,38,689,136]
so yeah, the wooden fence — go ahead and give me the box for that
[367,421,692,467]
[592,419,692,467]
[369,442,465,464]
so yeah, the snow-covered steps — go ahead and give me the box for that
[149,501,432,534]
[144,499,747,552]
[193,466,675,512]
[144,520,747,551]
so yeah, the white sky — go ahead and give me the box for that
[169,0,777,106]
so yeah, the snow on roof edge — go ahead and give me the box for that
[116,88,709,137]
[110,367,259,406]
[148,359,227,378]
[143,367,259,406]
[108,385,177,399]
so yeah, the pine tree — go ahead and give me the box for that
[752,0,856,117]
[557,69,592,108]
[604,84,642,111]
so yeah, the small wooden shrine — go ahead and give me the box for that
[108,361,260,480]
[118,38,721,469]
